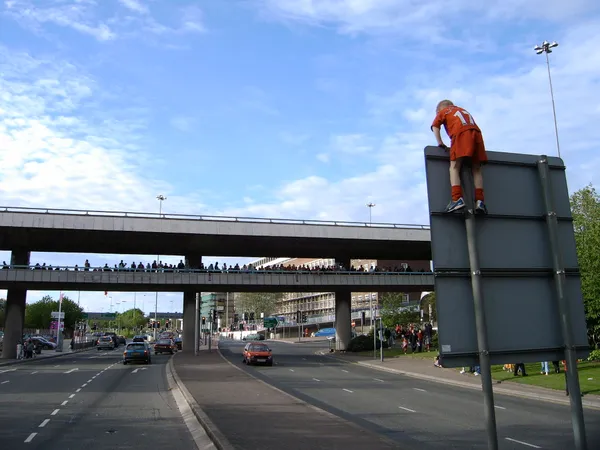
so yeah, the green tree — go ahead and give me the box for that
[380,293,420,328]
[236,293,283,317]
[420,292,436,323]
[25,295,84,331]
[116,308,147,329]
[571,184,600,348]
[0,298,5,326]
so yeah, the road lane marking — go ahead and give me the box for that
[88,356,99,359]
[302,358,307,360]
[312,378,321,382]
[505,437,541,448]
[289,369,295,372]
[82,383,87,387]
[341,369,349,373]
[24,433,37,443]
[64,368,79,374]
[0,368,16,374]
[342,388,353,393]
[69,393,76,398]
[495,405,506,410]
[413,388,426,392]
[398,406,416,413]
[53,365,60,368]
[39,419,50,428]
[51,409,60,415]
[61,401,68,406]
[30,371,38,375]
[1,380,9,384]
[87,379,92,383]
[373,378,385,382]
[75,388,81,393]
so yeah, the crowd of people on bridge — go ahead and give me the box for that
[2,259,429,274]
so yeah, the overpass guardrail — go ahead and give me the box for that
[0,206,430,230]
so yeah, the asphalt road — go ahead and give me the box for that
[219,340,600,450]
[0,345,196,450]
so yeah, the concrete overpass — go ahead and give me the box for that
[0,206,432,359]
[0,268,434,292]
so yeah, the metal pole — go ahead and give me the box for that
[56,293,63,352]
[154,195,165,340]
[372,305,376,360]
[463,173,499,450]
[194,294,199,356]
[208,312,212,352]
[537,157,587,450]
[226,292,229,331]
[545,52,561,159]
[380,317,384,362]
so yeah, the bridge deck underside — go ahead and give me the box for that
[0,270,434,293]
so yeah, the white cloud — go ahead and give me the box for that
[2,0,206,42]
[330,134,373,155]
[316,153,330,163]
[170,116,195,132]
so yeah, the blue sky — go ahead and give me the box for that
[1,0,599,314]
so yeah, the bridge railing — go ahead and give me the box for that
[0,206,430,230]
[0,264,434,276]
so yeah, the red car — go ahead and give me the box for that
[154,338,177,355]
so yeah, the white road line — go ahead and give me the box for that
[312,378,321,382]
[75,388,81,393]
[413,388,426,392]
[24,432,37,443]
[341,369,349,373]
[302,358,307,360]
[505,437,542,448]
[51,409,60,415]
[373,378,385,382]
[0,368,16,374]
[61,401,68,406]
[69,393,76,398]
[64,368,78,374]
[1,380,9,384]
[53,365,60,368]
[30,371,38,375]
[495,405,506,410]
[398,406,416,413]
[342,388,353,393]
[289,369,294,372]
[39,419,50,428]
[87,379,92,383]
[81,383,87,387]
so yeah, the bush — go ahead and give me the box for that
[347,334,389,352]
[431,332,439,350]
[588,349,600,362]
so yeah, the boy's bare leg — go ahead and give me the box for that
[472,162,483,190]
[445,158,465,212]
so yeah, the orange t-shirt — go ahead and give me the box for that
[431,106,481,141]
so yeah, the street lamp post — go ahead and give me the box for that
[534,41,561,158]
[366,202,376,225]
[154,194,167,339]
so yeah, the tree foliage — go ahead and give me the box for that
[116,308,147,329]
[380,293,420,328]
[420,292,436,323]
[0,298,6,327]
[236,293,283,317]
[571,184,600,348]
[24,295,84,330]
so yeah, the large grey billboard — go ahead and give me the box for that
[424,146,589,368]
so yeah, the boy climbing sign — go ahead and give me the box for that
[431,100,488,214]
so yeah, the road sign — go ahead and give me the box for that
[263,317,278,328]
[425,146,589,450]
[81,313,88,319]
[51,311,65,319]
[424,146,588,367]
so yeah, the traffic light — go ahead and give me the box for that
[361,311,366,322]
[212,309,217,322]
[239,322,244,331]
[302,314,307,324]
[202,316,206,325]
[234,313,239,323]
[243,312,248,321]
[249,312,255,321]
[165,320,170,329]
[296,310,301,323]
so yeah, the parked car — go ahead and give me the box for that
[242,333,264,341]
[29,336,57,350]
[173,337,182,350]
[123,342,151,365]
[243,342,273,366]
[154,339,177,355]
[96,335,115,350]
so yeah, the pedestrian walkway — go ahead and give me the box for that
[0,339,94,366]
[322,351,600,410]
[171,347,403,450]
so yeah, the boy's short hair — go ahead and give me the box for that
[436,99,454,112]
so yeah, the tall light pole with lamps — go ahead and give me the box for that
[366,202,376,225]
[534,41,561,158]
[154,194,167,339]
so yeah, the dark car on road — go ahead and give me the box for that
[123,342,151,365]
[154,339,177,355]
[173,336,182,350]
[132,335,147,343]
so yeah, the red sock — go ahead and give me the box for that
[451,185,462,201]
[475,188,484,202]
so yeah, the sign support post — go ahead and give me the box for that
[537,157,587,450]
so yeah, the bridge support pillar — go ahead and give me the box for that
[2,250,30,359]
[182,255,202,353]
[334,290,352,351]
